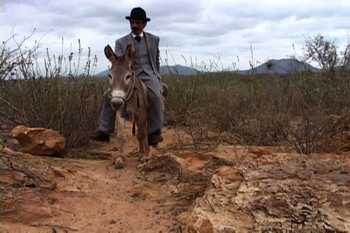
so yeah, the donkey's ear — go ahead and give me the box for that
[126,44,136,61]
[104,45,118,63]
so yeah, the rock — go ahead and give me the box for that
[185,166,249,233]
[184,155,350,233]
[248,147,272,156]
[0,157,58,223]
[11,125,65,155]
[114,156,125,169]
[188,218,214,233]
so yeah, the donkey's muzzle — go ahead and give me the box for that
[110,97,123,110]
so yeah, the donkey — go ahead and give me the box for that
[104,44,150,155]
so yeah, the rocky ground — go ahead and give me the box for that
[1,122,350,233]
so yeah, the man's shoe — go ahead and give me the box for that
[91,131,110,142]
[148,132,163,146]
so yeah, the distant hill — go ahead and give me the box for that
[96,59,319,77]
[239,58,319,75]
[160,65,199,76]
[96,65,199,77]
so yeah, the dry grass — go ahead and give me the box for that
[164,72,350,154]
[0,36,105,147]
[0,77,107,147]
[1,67,349,153]
[1,35,349,152]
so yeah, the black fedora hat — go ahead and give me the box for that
[125,7,151,22]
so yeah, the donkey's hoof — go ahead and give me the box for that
[114,156,125,169]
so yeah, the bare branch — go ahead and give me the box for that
[304,34,338,73]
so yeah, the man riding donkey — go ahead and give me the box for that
[92,7,166,151]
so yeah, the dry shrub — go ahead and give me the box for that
[0,36,107,148]
[164,73,350,154]
[1,34,349,153]
[0,77,106,147]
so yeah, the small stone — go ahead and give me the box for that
[110,147,119,151]
[114,156,125,169]
[110,220,117,224]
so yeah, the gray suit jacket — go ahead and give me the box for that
[114,32,161,79]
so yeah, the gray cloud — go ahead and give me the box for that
[1,0,350,71]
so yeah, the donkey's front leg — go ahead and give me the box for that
[136,117,149,157]
[137,135,149,156]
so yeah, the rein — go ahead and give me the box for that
[123,71,137,103]
[122,70,139,136]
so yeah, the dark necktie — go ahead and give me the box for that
[135,35,141,42]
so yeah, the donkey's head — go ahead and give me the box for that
[104,44,135,110]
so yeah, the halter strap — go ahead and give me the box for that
[123,71,136,102]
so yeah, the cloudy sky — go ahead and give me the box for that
[1,0,350,72]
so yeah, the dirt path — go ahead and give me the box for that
[0,124,185,233]
[3,122,350,232]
